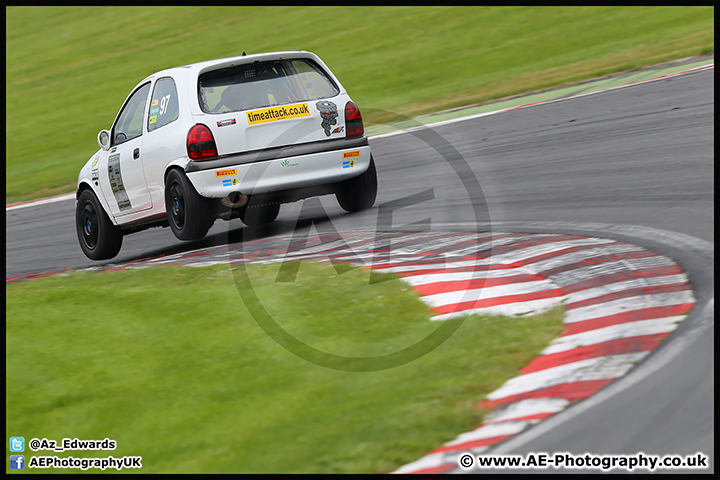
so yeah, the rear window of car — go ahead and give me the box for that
[198,59,339,114]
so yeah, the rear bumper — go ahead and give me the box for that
[186,139,371,198]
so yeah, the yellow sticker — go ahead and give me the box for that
[246,103,311,125]
[91,155,99,168]
[149,115,157,124]
[216,169,238,177]
[343,150,361,159]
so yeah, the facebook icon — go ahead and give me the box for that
[10,455,25,470]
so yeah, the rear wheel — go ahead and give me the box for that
[76,189,123,260]
[336,156,378,212]
[165,169,214,241]
[239,199,280,227]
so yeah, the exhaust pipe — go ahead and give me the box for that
[221,192,249,208]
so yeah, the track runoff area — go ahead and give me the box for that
[5,60,712,474]
[7,229,698,473]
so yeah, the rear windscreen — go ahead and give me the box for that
[198,59,340,114]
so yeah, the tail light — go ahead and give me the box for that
[345,101,364,139]
[187,124,218,160]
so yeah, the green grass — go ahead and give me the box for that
[6,263,565,473]
[5,6,714,203]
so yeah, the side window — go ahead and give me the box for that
[148,77,179,132]
[112,82,151,146]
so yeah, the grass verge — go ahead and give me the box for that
[5,6,714,203]
[6,262,564,473]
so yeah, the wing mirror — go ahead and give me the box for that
[97,130,111,151]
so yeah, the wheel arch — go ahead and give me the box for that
[76,180,118,226]
[163,159,189,186]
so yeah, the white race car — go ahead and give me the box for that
[76,51,377,260]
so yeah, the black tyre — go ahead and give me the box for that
[76,189,123,260]
[165,169,214,241]
[239,199,280,227]
[336,156,378,212]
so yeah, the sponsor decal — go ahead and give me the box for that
[110,147,117,153]
[281,159,299,167]
[91,154,99,168]
[316,100,338,136]
[151,98,159,107]
[107,154,132,211]
[332,126,345,135]
[150,107,159,115]
[222,178,239,187]
[217,118,237,127]
[343,150,361,159]
[216,169,237,177]
[149,115,157,125]
[246,103,310,125]
[342,160,356,169]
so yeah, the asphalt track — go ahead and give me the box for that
[5,60,714,472]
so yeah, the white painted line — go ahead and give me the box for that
[370,259,493,273]
[488,238,618,264]
[269,233,378,258]
[6,193,75,211]
[369,237,618,273]
[525,244,646,272]
[485,352,646,401]
[443,421,530,447]
[541,315,684,355]
[430,296,563,321]
[185,261,230,268]
[563,274,689,304]
[564,291,695,323]
[420,280,555,308]
[391,452,447,473]
[548,258,675,286]
[323,234,537,265]
[397,267,539,286]
[483,398,570,424]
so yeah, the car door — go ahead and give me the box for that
[141,76,184,205]
[100,82,154,218]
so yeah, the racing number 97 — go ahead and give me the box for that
[159,94,171,116]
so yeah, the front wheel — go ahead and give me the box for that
[336,156,378,212]
[165,169,214,241]
[76,189,123,260]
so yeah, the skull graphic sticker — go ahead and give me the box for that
[316,100,338,137]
